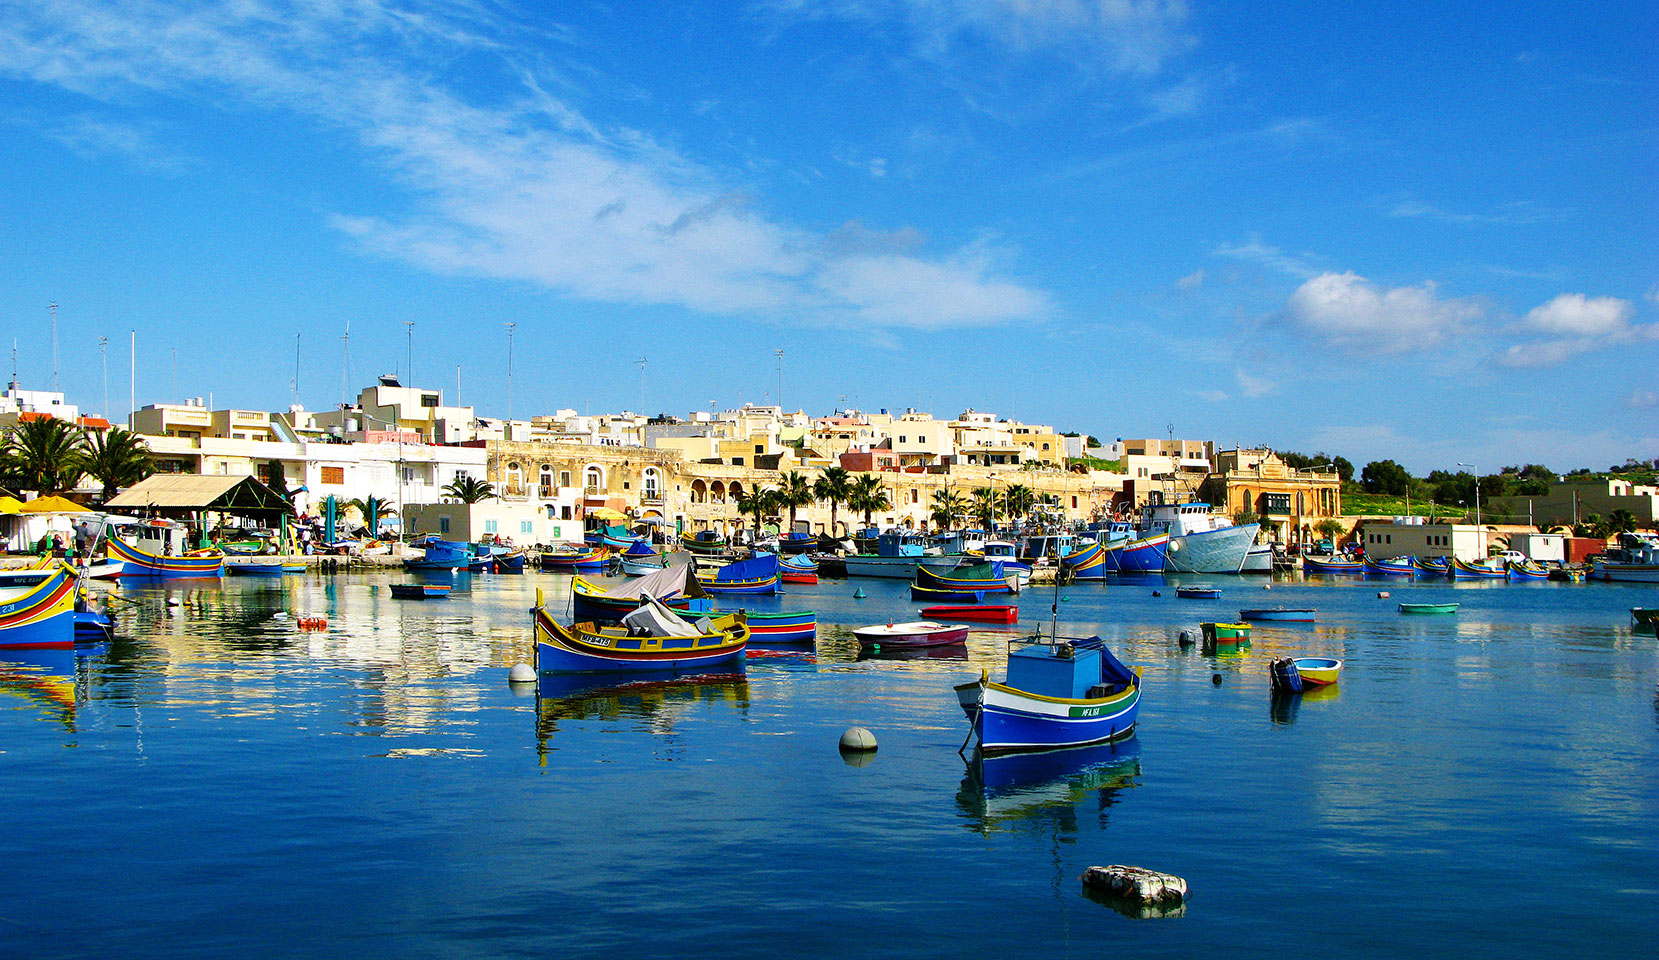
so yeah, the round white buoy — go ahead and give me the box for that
[839,726,878,752]
[1377,591,1390,598]
[271,611,289,619]
[508,663,537,683]
[1263,584,1272,590]
[166,597,182,607]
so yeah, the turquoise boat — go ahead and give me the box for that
[1400,602,1459,614]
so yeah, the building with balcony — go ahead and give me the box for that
[1199,449,1343,548]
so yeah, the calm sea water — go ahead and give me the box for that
[3,568,1656,958]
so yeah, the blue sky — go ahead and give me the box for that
[1,1,1654,474]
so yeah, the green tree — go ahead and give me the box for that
[930,488,967,530]
[1605,508,1638,536]
[442,474,495,504]
[813,466,853,536]
[80,427,153,500]
[1360,459,1411,496]
[735,486,777,538]
[969,486,1001,532]
[1573,512,1603,538]
[775,470,815,533]
[1331,456,1354,484]
[1314,517,1345,542]
[345,496,398,535]
[848,473,890,528]
[1001,483,1035,522]
[2,417,87,494]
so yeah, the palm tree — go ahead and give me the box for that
[776,470,815,533]
[442,474,495,504]
[80,427,154,500]
[1002,483,1035,524]
[346,496,399,536]
[735,486,777,538]
[3,417,87,494]
[930,488,967,531]
[848,473,891,528]
[813,466,853,536]
[1605,508,1638,536]
[969,486,1000,533]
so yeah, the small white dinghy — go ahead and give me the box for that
[852,620,970,648]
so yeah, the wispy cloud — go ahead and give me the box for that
[39,113,197,174]
[763,0,1196,75]
[1388,198,1569,226]
[1174,269,1204,291]
[1212,234,1320,280]
[0,1,1050,331]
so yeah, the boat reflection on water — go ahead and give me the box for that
[1269,682,1341,725]
[956,740,1141,838]
[534,672,750,760]
[0,647,88,731]
[856,642,969,663]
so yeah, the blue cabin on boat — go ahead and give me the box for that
[875,532,927,558]
[1007,642,1107,699]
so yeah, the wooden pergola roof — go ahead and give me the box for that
[104,475,294,519]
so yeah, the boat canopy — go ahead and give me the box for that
[621,597,705,638]
[715,553,779,582]
[595,559,707,601]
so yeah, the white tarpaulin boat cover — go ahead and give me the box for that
[621,597,704,637]
[597,557,707,601]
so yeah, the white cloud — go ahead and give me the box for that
[766,0,1195,75]
[1627,390,1657,409]
[1174,269,1203,290]
[1234,367,1275,398]
[1387,198,1566,225]
[1212,235,1318,279]
[1282,271,1483,354]
[1498,293,1653,368]
[0,1,1049,331]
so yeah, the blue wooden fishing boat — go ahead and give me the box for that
[915,561,1016,595]
[107,530,225,578]
[389,583,451,600]
[540,544,612,572]
[1302,555,1362,575]
[1059,541,1108,580]
[777,531,816,555]
[533,589,748,674]
[73,606,114,642]
[1451,558,1506,579]
[980,540,1034,581]
[1505,560,1549,580]
[778,554,819,584]
[1399,602,1459,614]
[1113,533,1169,573]
[679,530,729,555]
[586,524,644,549]
[696,553,780,595]
[0,566,76,650]
[1175,587,1221,599]
[1238,607,1316,622]
[404,538,474,572]
[1414,556,1452,578]
[490,545,527,571]
[954,635,1140,755]
[1363,556,1416,576]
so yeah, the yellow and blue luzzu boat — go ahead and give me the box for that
[532,589,748,674]
[695,554,779,596]
[107,535,224,578]
[0,564,77,650]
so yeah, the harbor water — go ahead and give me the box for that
[4,570,1656,958]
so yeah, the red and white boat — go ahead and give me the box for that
[919,604,1017,624]
[852,620,969,648]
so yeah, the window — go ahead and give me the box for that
[521,521,533,534]
[561,506,572,520]
[732,457,744,466]
[754,444,764,454]
[438,517,450,534]
[1071,496,1078,508]
[560,471,571,486]
[321,466,345,485]
[484,519,498,534]
[421,394,439,407]
[585,466,603,490]
[899,436,907,443]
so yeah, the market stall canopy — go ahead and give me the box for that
[104,475,294,519]
[19,495,92,513]
[0,496,25,515]
[586,507,629,521]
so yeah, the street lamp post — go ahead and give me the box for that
[1457,462,1480,527]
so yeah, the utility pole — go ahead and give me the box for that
[775,348,784,412]
[129,330,135,424]
[99,336,109,419]
[403,320,415,385]
[636,356,647,415]
[48,302,58,391]
[340,320,350,408]
[504,322,516,422]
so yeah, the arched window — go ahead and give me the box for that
[584,465,604,493]
[642,467,662,500]
[506,461,523,492]
[728,481,744,499]
[711,480,726,503]
[539,464,553,491]
[691,479,707,503]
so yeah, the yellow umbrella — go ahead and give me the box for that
[586,506,629,520]
[19,495,92,513]
[0,496,25,515]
